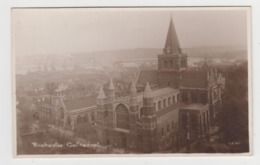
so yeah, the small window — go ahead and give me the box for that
[168,97,171,105]
[163,99,166,107]
[164,61,168,68]
[172,95,176,103]
[167,124,169,132]
[177,93,180,102]
[158,101,161,110]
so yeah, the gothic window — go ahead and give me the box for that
[170,60,173,68]
[83,114,88,122]
[167,124,170,132]
[172,95,176,103]
[76,115,83,125]
[91,112,95,121]
[182,92,188,102]
[164,61,168,68]
[116,104,129,130]
[168,97,171,105]
[163,99,166,107]
[201,93,207,104]
[177,94,180,102]
[190,114,197,130]
[191,92,197,103]
[181,113,187,130]
[66,116,71,128]
[158,101,161,110]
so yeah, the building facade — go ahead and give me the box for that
[37,16,225,153]
[95,17,225,152]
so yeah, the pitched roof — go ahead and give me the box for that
[181,70,208,88]
[63,96,96,111]
[156,103,180,118]
[163,17,182,55]
[150,87,179,98]
[136,70,158,87]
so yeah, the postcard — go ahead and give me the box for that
[12,7,251,156]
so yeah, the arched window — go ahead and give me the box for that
[191,92,197,103]
[201,93,207,104]
[170,60,173,68]
[172,95,176,103]
[163,99,166,107]
[116,104,129,130]
[164,61,168,68]
[83,114,88,122]
[158,101,161,110]
[168,97,171,105]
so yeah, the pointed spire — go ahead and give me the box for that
[108,78,115,90]
[143,82,152,98]
[97,85,106,99]
[163,16,182,55]
[129,79,137,94]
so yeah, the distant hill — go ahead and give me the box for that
[71,45,247,65]
[16,45,248,67]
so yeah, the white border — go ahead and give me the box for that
[1,0,260,165]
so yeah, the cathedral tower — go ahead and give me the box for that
[158,17,188,88]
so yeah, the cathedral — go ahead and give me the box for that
[37,17,225,153]
[95,17,225,152]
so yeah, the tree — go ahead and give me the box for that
[217,62,249,152]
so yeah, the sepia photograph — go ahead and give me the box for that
[12,7,251,156]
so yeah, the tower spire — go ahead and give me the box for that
[108,78,115,90]
[163,16,182,55]
[97,85,106,99]
[143,82,152,98]
[129,79,137,94]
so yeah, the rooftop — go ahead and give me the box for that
[156,103,180,118]
[136,70,158,87]
[150,87,179,98]
[181,70,208,88]
[63,96,96,111]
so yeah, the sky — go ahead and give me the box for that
[12,8,249,57]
